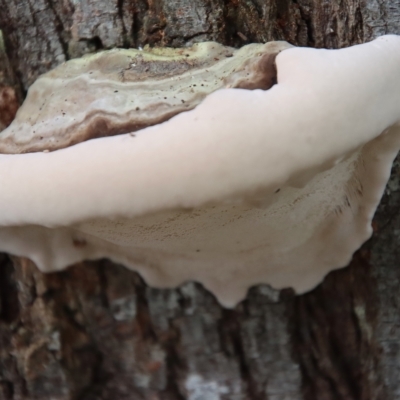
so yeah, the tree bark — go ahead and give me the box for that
[1,1,400,399]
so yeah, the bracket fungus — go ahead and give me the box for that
[0,36,400,307]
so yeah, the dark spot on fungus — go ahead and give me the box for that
[72,238,87,248]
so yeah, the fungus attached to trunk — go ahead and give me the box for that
[0,36,399,307]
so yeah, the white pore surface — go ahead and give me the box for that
[1,36,400,307]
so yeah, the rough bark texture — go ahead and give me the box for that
[1,1,400,399]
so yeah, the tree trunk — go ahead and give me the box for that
[1,1,400,399]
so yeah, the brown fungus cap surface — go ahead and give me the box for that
[0,37,400,307]
[0,41,291,154]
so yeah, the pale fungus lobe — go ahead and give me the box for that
[1,37,400,307]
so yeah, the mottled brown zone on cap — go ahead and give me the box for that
[120,51,235,82]
[0,86,19,131]
[10,108,188,153]
[0,41,292,154]
[82,52,205,82]
[229,52,280,90]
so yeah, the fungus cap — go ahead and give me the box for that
[0,36,400,307]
